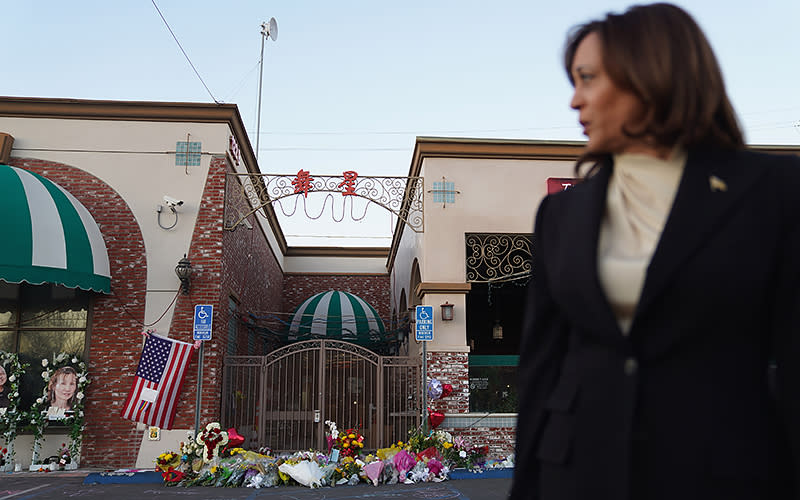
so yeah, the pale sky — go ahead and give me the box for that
[4,1,799,246]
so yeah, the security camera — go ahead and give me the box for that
[163,196,184,208]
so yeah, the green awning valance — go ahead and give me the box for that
[289,290,385,341]
[0,164,111,293]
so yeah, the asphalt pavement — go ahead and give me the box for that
[0,472,511,499]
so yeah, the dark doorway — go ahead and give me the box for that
[466,282,526,356]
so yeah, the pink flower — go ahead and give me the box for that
[393,449,417,477]
[427,458,444,476]
[363,460,384,486]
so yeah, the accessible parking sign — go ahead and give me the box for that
[193,304,214,341]
[415,305,434,342]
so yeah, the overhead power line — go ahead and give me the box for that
[258,125,580,136]
[260,146,408,152]
[151,0,221,104]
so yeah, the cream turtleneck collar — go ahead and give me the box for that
[597,150,687,334]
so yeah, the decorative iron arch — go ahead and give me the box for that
[224,172,424,232]
[264,339,380,366]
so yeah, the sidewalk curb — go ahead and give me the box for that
[80,468,514,485]
[450,468,513,480]
[83,471,163,484]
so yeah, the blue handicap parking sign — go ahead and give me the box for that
[193,304,214,341]
[415,305,434,341]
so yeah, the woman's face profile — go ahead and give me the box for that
[54,373,77,405]
[569,32,649,156]
[0,366,6,386]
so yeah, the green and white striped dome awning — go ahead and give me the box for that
[0,165,111,294]
[288,290,386,341]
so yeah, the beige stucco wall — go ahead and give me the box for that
[390,155,575,355]
[422,157,573,281]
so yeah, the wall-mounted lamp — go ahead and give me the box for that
[175,254,192,294]
[440,302,455,321]
[492,320,504,341]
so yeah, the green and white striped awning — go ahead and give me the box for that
[288,290,386,341]
[0,165,111,293]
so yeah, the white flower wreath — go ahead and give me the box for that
[0,351,28,462]
[195,422,228,462]
[27,353,90,463]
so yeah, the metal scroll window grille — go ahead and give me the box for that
[465,233,533,284]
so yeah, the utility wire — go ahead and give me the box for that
[223,60,261,102]
[13,148,217,155]
[260,146,409,152]
[258,125,580,136]
[151,0,221,104]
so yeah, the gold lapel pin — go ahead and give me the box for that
[709,175,727,192]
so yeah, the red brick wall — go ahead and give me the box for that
[282,274,390,323]
[220,161,284,355]
[167,156,227,430]
[427,351,515,459]
[10,158,148,468]
[456,425,516,459]
[168,156,286,431]
[427,351,469,414]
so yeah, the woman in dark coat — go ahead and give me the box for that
[510,4,800,500]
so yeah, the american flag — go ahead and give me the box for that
[121,333,194,429]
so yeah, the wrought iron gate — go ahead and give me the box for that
[221,340,421,452]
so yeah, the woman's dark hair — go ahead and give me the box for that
[564,3,744,175]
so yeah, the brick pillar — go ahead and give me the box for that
[426,351,469,414]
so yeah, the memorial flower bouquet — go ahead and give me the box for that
[442,436,488,469]
[196,422,229,462]
[179,429,204,471]
[155,451,181,472]
[324,419,339,453]
[332,455,363,483]
[336,428,364,458]
[407,426,488,469]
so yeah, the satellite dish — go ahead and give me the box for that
[268,17,278,41]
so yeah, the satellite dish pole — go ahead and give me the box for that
[255,17,278,165]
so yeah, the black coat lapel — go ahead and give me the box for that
[634,148,768,324]
[557,160,624,339]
